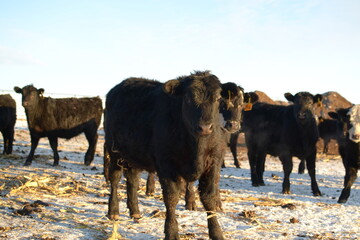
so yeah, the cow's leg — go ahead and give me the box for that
[108,158,123,220]
[48,137,60,166]
[103,144,110,184]
[0,131,4,154]
[257,152,266,186]
[198,168,224,240]
[279,155,293,194]
[159,177,181,240]
[298,159,306,174]
[124,167,141,220]
[230,133,240,168]
[24,134,40,166]
[185,181,197,211]
[323,138,330,154]
[7,127,14,154]
[84,127,98,166]
[146,171,156,196]
[2,128,14,154]
[248,149,260,186]
[338,166,357,203]
[306,152,321,196]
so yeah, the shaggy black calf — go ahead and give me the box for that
[105,71,225,240]
[242,92,323,196]
[0,94,16,154]
[103,82,246,205]
[14,85,103,166]
[222,92,259,168]
[157,82,246,210]
[329,105,360,203]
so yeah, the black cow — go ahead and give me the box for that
[103,82,247,212]
[0,94,16,154]
[318,116,338,154]
[222,92,259,168]
[329,105,360,203]
[143,82,246,210]
[298,116,339,174]
[14,85,103,166]
[242,92,322,196]
[105,71,225,240]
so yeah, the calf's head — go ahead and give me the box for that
[14,85,44,110]
[285,92,322,124]
[219,83,244,133]
[163,71,222,137]
[329,105,360,143]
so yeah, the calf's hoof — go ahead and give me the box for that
[107,214,120,220]
[24,161,32,166]
[84,157,93,166]
[313,191,322,197]
[338,198,348,204]
[185,202,197,211]
[282,190,291,194]
[131,213,142,221]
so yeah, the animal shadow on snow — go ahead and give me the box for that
[219,158,360,206]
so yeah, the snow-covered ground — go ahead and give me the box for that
[0,120,359,240]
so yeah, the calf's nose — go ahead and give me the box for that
[352,134,360,141]
[225,121,240,132]
[198,123,213,135]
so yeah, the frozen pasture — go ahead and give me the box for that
[0,120,359,239]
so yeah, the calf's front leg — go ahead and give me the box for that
[198,168,224,240]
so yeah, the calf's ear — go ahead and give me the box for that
[38,88,45,95]
[313,94,323,104]
[244,92,259,104]
[284,92,294,102]
[337,108,351,121]
[328,112,338,120]
[163,79,182,96]
[14,86,22,94]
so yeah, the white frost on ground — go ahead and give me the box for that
[0,120,359,240]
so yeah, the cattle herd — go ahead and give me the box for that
[0,70,359,240]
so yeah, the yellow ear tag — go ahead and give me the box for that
[317,99,322,108]
[227,90,232,110]
[244,102,253,111]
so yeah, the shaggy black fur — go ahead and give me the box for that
[14,85,103,166]
[0,94,16,154]
[105,71,225,240]
[103,82,246,213]
[242,92,323,196]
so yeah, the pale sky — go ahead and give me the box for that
[1,0,359,103]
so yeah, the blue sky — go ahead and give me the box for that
[1,0,359,103]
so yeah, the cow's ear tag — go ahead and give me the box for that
[317,99,322,108]
[244,102,253,111]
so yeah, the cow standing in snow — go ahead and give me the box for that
[242,92,323,196]
[0,94,16,154]
[105,71,225,240]
[14,85,103,166]
[329,105,360,203]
